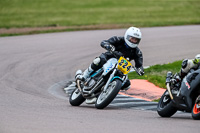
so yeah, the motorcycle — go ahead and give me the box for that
[69,51,136,109]
[157,67,200,120]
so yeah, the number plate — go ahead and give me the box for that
[117,57,132,74]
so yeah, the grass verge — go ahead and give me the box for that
[0,0,199,36]
[128,60,182,89]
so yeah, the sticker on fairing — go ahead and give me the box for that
[185,81,191,89]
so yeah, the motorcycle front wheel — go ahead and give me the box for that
[192,95,200,120]
[95,79,122,109]
[157,90,177,117]
[69,88,85,106]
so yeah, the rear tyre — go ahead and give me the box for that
[95,79,122,109]
[157,91,177,117]
[192,96,200,120]
[69,88,85,106]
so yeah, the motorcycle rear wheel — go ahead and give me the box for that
[192,96,200,120]
[95,79,122,109]
[69,88,85,106]
[157,90,177,117]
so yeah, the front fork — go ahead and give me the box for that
[166,83,174,100]
[102,65,126,92]
[103,68,117,92]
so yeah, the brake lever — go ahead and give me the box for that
[109,50,120,59]
[133,66,140,75]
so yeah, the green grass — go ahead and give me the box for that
[128,60,182,89]
[0,0,199,28]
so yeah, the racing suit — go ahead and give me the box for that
[171,59,199,94]
[88,36,144,90]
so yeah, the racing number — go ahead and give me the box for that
[122,62,128,68]
[126,65,131,71]
[119,59,131,71]
[118,59,124,66]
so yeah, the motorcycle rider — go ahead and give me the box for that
[76,27,144,103]
[171,54,200,94]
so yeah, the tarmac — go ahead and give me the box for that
[1,25,200,133]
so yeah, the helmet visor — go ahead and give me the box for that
[127,35,141,44]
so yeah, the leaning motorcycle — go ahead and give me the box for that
[157,68,200,120]
[69,51,134,109]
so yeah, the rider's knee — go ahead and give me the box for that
[91,57,101,71]
[93,57,101,65]
[91,57,106,71]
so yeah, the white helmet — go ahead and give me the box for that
[124,27,142,48]
[194,54,200,64]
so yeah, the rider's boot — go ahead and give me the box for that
[75,65,94,82]
[86,95,97,104]
[83,65,94,80]
[121,79,131,91]
[75,57,102,82]
[75,70,83,81]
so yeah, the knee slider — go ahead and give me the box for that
[93,57,101,65]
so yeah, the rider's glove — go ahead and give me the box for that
[171,73,181,85]
[135,67,144,76]
[105,44,115,51]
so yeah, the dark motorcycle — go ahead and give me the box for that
[157,68,200,120]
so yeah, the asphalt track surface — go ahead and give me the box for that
[0,25,200,133]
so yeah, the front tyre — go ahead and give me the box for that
[69,88,85,106]
[192,96,200,120]
[95,79,122,109]
[157,91,177,117]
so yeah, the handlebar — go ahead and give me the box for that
[109,50,124,59]
[133,66,140,75]
[166,71,172,83]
